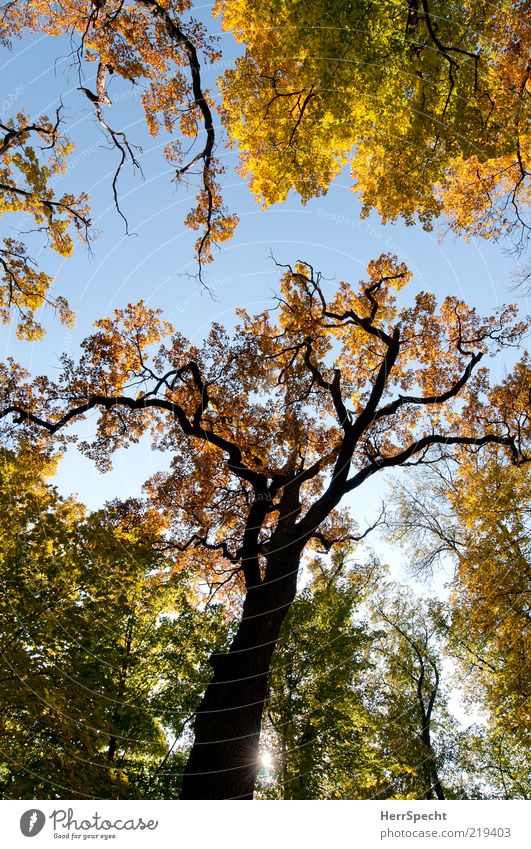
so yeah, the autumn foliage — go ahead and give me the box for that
[1,254,529,796]
[1,1,530,802]
[0,0,238,334]
[217,0,531,245]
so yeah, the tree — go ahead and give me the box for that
[449,456,531,751]
[367,587,455,800]
[391,449,531,752]
[216,0,530,247]
[0,448,228,799]
[260,567,472,800]
[457,724,530,799]
[257,553,381,799]
[1,254,529,799]
[0,0,238,328]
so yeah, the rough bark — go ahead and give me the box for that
[180,554,299,799]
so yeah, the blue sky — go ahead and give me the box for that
[1,2,529,595]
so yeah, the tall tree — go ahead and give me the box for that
[216,0,530,248]
[449,456,531,752]
[368,587,453,800]
[1,255,529,798]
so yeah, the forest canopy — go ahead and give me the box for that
[217,0,531,246]
[1,0,530,339]
[0,0,529,802]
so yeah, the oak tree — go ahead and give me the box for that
[1,254,529,798]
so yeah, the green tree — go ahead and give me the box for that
[457,724,530,799]
[258,554,382,799]
[367,587,459,800]
[0,448,227,799]
[259,565,472,800]
[391,454,531,753]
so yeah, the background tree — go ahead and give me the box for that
[366,587,458,800]
[457,724,530,799]
[391,452,531,750]
[257,552,382,800]
[1,254,529,799]
[388,451,531,797]
[449,456,531,752]
[0,447,228,799]
[216,0,530,248]
[259,565,474,800]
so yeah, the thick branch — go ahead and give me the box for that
[345,432,520,492]
[1,379,266,492]
[302,339,351,430]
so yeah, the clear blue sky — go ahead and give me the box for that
[1,2,528,589]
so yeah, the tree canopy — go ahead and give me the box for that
[2,1,529,340]
[217,0,531,246]
[0,107,89,339]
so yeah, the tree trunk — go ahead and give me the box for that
[430,763,446,800]
[180,554,299,799]
[421,729,446,800]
